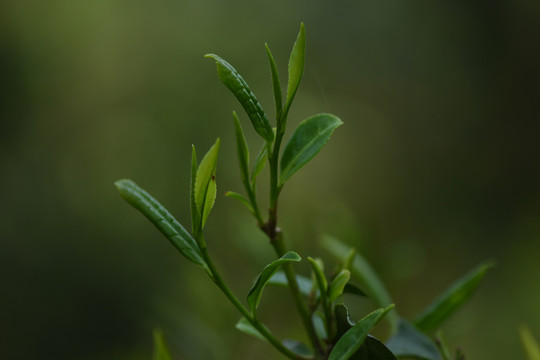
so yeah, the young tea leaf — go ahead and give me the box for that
[385,318,441,360]
[233,112,250,186]
[413,260,495,332]
[194,138,220,231]
[205,54,274,144]
[115,179,207,269]
[283,23,306,121]
[520,325,540,360]
[265,43,283,119]
[225,191,254,214]
[308,257,328,296]
[280,113,343,185]
[247,251,301,314]
[328,269,351,303]
[152,329,172,360]
[329,305,394,360]
[251,142,268,183]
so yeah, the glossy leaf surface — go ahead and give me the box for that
[205,54,274,143]
[385,318,440,360]
[335,303,355,339]
[358,336,397,360]
[280,113,342,184]
[247,251,301,313]
[414,260,495,332]
[115,179,206,269]
[283,23,306,119]
[152,329,172,360]
[329,305,394,360]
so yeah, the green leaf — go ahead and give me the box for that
[190,145,199,234]
[194,138,220,231]
[328,269,351,303]
[251,142,268,183]
[413,260,495,332]
[233,111,250,187]
[344,283,367,297]
[329,305,394,360]
[308,257,328,297]
[520,325,540,360]
[358,336,397,360]
[205,54,274,143]
[312,312,327,340]
[152,329,172,360]
[385,318,441,360]
[321,235,398,330]
[283,23,306,120]
[265,43,283,118]
[236,317,267,342]
[268,271,313,297]
[280,113,343,185]
[225,191,254,213]
[115,179,207,269]
[247,251,301,314]
[283,339,313,358]
[335,303,355,339]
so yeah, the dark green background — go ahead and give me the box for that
[1,1,539,359]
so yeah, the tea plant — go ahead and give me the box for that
[116,24,492,360]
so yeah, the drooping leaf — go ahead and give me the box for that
[268,271,313,297]
[205,54,274,143]
[283,339,313,358]
[233,111,250,187]
[321,235,398,330]
[152,329,172,360]
[251,142,268,183]
[329,305,394,360]
[247,251,301,313]
[236,317,267,342]
[520,325,540,360]
[283,23,306,120]
[190,145,199,233]
[265,43,283,119]
[225,191,254,213]
[194,138,220,230]
[115,179,207,269]
[413,260,495,332]
[385,318,441,360]
[280,113,343,185]
[328,269,351,303]
[357,335,397,360]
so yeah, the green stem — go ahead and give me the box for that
[199,244,306,360]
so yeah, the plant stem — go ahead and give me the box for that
[199,243,306,360]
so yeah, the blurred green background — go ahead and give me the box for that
[1,1,539,359]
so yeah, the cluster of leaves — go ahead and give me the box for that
[116,24,493,360]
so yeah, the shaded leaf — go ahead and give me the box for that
[313,312,328,340]
[283,339,313,358]
[268,271,313,297]
[247,251,301,313]
[280,113,342,185]
[308,257,328,298]
[344,283,367,297]
[358,335,397,360]
[321,235,398,330]
[283,23,306,120]
[152,329,172,360]
[265,43,283,118]
[115,179,207,269]
[520,325,540,360]
[233,111,250,187]
[413,260,495,332]
[328,269,351,303]
[205,54,274,143]
[236,317,266,342]
[329,305,394,360]
[335,303,355,339]
[385,318,441,360]
[251,142,268,183]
